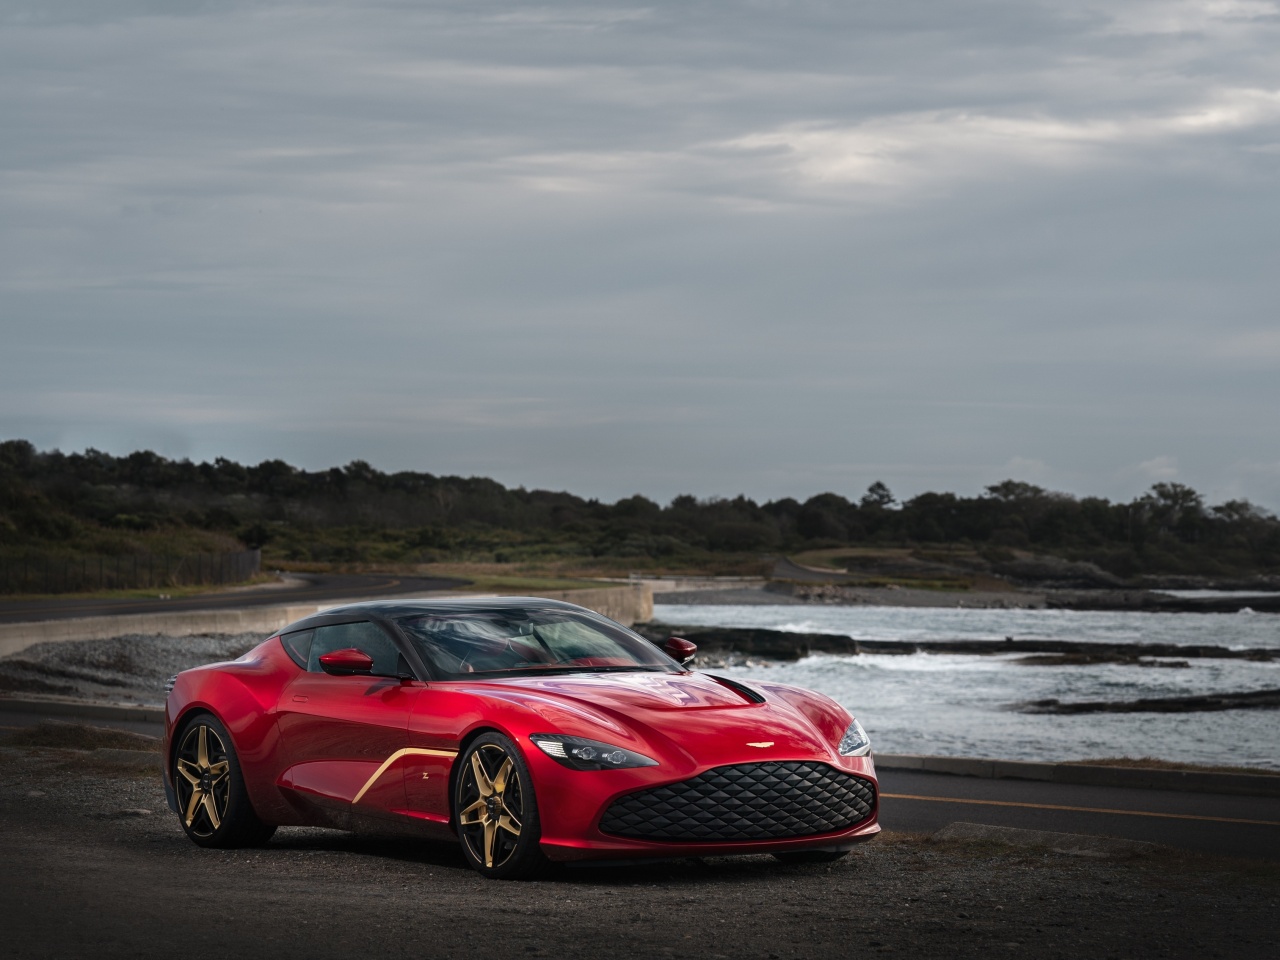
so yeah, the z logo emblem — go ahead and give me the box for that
[746,741,774,748]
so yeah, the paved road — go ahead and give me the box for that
[5,699,1276,862]
[878,767,1280,861]
[0,572,470,624]
[4,755,1273,960]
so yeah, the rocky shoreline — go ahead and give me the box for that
[633,622,1277,663]
[655,581,1280,613]
[1020,688,1280,715]
[632,622,1280,716]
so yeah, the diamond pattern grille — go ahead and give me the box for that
[599,761,876,842]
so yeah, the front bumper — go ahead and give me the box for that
[531,751,880,862]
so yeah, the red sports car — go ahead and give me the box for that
[163,597,879,878]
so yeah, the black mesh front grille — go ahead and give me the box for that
[599,761,876,842]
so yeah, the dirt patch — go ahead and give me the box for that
[0,746,1275,960]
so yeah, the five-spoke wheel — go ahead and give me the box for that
[173,713,275,848]
[455,733,545,879]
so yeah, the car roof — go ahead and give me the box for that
[276,595,592,634]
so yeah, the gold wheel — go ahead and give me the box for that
[456,738,538,875]
[175,722,232,839]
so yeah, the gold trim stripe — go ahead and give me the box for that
[352,747,459,805]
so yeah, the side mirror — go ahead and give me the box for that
[318,648,375,676]
[663,637,697,667]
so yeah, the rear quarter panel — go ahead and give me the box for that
[164,637,298,823]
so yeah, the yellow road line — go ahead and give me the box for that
[881,792,1280,827]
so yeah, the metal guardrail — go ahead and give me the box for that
[0,548,261,595]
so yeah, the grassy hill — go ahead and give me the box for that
[2,439,1278,590]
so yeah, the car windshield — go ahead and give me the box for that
[395,608,677,680]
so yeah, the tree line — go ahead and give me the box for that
[1,439,1277,578]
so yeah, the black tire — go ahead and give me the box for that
[454,732,547,879]
[173,713,276,848]
[772,849,850,865]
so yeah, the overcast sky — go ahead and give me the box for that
[2,1,1277,508]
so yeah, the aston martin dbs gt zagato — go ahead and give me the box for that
[163,598,879,878]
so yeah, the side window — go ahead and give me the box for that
[309,621,404,678]
[280,629,313,668]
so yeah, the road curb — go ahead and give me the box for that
[0,696,164,724]
[876,753,1280,798]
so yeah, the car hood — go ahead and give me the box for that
[457,670,846,766]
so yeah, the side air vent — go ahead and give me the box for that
[707,675,766,704]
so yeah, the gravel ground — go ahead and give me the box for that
[0,632,262,705]
[0,739,1275,960]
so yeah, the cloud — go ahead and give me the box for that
[2,389,260,427]
[1213,329,1280,362]
[1,1,1278,505]
[717,88,1280,201]
[1127,456,1182,484]
[1001,457,1051,481]
[1103,0,1280,36]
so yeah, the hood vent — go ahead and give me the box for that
[707,675,766,704]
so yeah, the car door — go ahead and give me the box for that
[401,685,475,831]
[275,619,421,818]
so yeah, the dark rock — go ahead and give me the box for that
[635,623,1277,662]
[1018,689,1280,714]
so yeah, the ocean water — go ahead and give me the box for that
[655,603,1280,770]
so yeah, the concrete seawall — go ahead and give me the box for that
[0,584,653,658]
[521,586,653,628]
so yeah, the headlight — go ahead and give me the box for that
[530,734,658,770]
[838,718,871,757]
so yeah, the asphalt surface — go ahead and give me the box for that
[0,572,469,624]
[4,706,1276,863]
[4,745,1276,960]
[877,768,1280,861]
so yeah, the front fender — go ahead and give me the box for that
[752,680,853,750]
